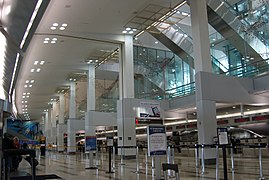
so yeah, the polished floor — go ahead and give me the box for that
[9,148,269,180]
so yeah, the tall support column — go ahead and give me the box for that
[44,112,49,133]
[85,64,96,168]
[67,81,77,153]
[51,101,57,144]
[190,0,217,162]
[117,35,136,157]
[57,93,66,152]
[46,108,52,144]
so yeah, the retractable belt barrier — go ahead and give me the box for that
[167,143,268,180]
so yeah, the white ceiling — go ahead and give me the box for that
[15,0,183,120]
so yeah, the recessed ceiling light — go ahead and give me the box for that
[52,38,57,41]
[34,61,39,65]
[59,27,65,30]
[122,30,127,34]
[25,105,28,107]
[62,23,68,27]
[155,41,158,44]
[26,96,29,98]
[25,80,29,83]
[53,23,59,26]
[51,41,56,44]
[50,26,56,30]
[95,60,98,62]
[25,101,28,103]
[36,68,41,72]
[126,27,131,31]
[129,31,134,34]
[40,61,45,65]
[23,93,26,95]
[45,38,50,41]
[43,40,49,44]
[132,29,137,31]
[31,69,35,72]
[22,96,25,98]
[29,85,33,87]
[30,80,34,83]
[27,92,30,95]
[24,85,28,88]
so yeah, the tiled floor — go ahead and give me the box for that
[9,149,269,180]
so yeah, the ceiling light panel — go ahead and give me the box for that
[43,37,58,44]
[50,23,67,31]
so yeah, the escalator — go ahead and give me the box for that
[206,0,269,60]
[148,26,226,74]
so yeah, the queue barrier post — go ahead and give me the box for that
[230,145,234,171]
[112,146,115,169]
[136,146,140,173]
[258,144,264,180]
[216,144,219,180]
[119,146,125,165]
[195,144,199,168]
[201,144,205,175]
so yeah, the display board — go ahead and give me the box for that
[147,125,167,156]
[139,102,160,118]
[217,128,229,145]
[107,136,113,147]
[85,136,97,151]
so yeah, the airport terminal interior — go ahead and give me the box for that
[1,0,269,179]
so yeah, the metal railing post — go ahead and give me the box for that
[216,145,219,180]
[195,144,199,168]
[136,146,140,173]
[201,144,205,175]
[258,144,264,180]
[230,145,234,171]
[112,146,115,169]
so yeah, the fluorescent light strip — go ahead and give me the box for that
[9,0,43,100]
[20,0,43,49]
[9,53,20,100]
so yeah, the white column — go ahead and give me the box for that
[69,81,76,119]
[85,64,96,167]
[59,94,65,124]
[119,35,134,99]
[117,35,136,157]
[67,81,77,153]
[190,0,211,73]
[51,101,57,144]
[57,93,66,152]
[190,0,217,162]
[46,108,52,144]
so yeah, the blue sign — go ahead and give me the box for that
[86,136,97,151]
[147,125,167,156]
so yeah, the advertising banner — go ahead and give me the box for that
[140,102,160,118]
[85,136,97,151]
[147,125,167,156]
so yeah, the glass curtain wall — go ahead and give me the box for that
[133,45,194,99]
